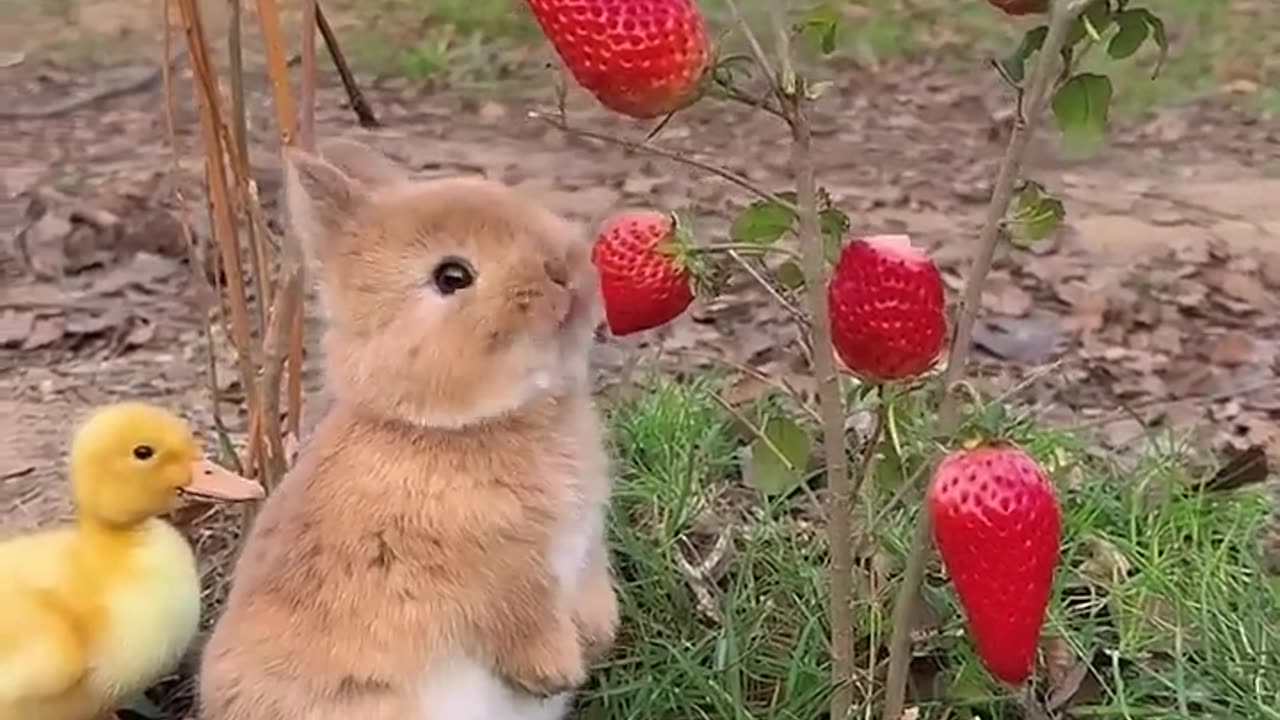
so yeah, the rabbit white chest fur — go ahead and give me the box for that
[417,473,603,720]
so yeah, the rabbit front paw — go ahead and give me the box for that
[498,616,587,698]
[574,571,619,661]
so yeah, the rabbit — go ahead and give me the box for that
[197,137,619,720]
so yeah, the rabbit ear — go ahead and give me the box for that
[317,138,407,188]
[283,145,365,262]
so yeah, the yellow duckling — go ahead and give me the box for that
[0,402,264,720]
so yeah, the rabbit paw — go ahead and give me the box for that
[574,571,619,661]
[498,616,587,698]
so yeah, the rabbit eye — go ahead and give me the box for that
[432,258,475,296]
[132,445,155,461]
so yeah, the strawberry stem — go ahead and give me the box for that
[686,243,801,261]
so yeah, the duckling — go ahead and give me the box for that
[0,401,264,720]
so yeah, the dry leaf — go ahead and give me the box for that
[22,315,65,349]
[1078,534,1132,587]
[1193,444,1270,492]
[1042,636,1093,712]
[0,309,35,347]
[1209,330,1256,366]
[1217,270,1268,305]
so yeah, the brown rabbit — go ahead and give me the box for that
[198,138,618,720]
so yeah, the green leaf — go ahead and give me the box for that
[1107,9,1150,59]
[1007,181,1066,246]
[1051,73,1113,153]
[798,4,841,56]
[730,199,796,245]
[1066,0,1113,47]
[820,207,849,263]
[775,260,806,290]
[994,25,1048,86]
[743,415,811,498]
[1132,7,1169,78]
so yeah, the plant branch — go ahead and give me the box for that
[530,111,797,213]
[779,67,854,720]
[880,2,1093,718]
[316,0,379,127]
[725,250,808,326]
[300,0,318,150]
[722,0,781,101]
[711,79,789,121]
[253,0,305,481]
[690,242,801,261]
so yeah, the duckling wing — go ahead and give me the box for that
[0,590,89,702]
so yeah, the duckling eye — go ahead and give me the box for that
[432,258,475,296]
[132,445,155,461]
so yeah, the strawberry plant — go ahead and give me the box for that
[522,0,1170,717]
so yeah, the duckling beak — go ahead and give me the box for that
[182,460,266,502]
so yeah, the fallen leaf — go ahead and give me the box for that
[1078,534,1132,587]
[1216,270,1268,305]
[91,252,181,295]
[1042,636,1092,712]
[0,309,35,347]
[65,307,127,337]
[721,373,773,407]
[971,313,1061,364]
[122,317,157,349]
[1209,330,1256,366]
[1191,445,1269,493]
[22,315,65,349]
[985,280,1034,317]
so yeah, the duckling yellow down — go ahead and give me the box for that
[0,402,263,720]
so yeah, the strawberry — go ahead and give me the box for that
[524,0,712,119]
[826,234,946,382]
[927,443,1062,686]
[591,210,695,336]
[986,0,1049,16]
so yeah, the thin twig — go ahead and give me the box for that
[712,80,789,121]
[529,111,797,213]
[726,250,807,323]
[693,242,801,261]
[316,0,379,127]
[722,0,782,102]
[674,348,821,425]
[707,390,827,517]
[300,0,318,150]
[880,2,1095,718]
[227,0,271,344]
[254,0,306,480]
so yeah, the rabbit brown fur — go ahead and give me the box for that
[198,139,618,720]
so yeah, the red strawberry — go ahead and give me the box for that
[524,0,711,119]
[826,234,946,382]
[987,0,1049,16]
[591,210,695,336]
[928,444,1062,686]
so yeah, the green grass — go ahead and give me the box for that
[332,0,1278,118]
[578,375,1280,719]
